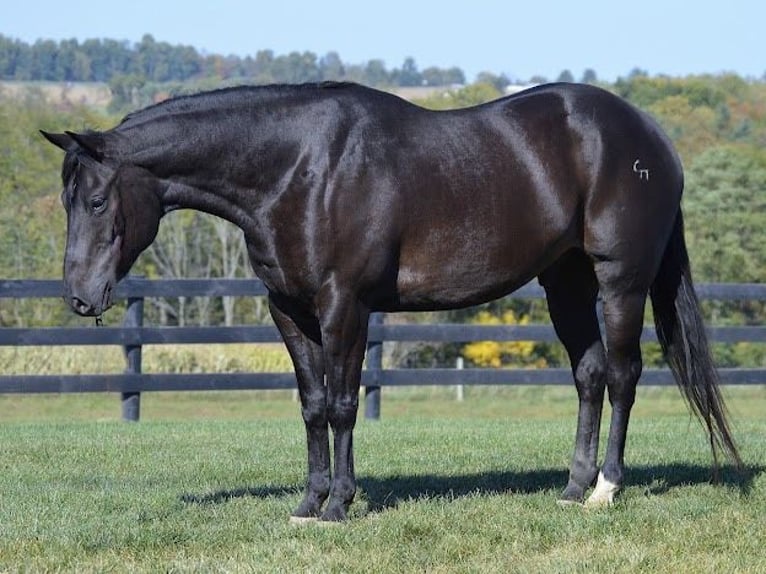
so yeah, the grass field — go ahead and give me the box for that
[1,386,764,573]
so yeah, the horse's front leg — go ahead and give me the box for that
[316,284,370,522]
[268,295,330,521]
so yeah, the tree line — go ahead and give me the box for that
[0,34,466,88]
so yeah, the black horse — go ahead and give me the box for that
[42,82,740,522]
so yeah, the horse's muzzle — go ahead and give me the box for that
[68,295,99,317]
[64,282,113,317]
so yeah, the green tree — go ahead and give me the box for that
[30,39,57,80]
[82,38,133,81]
[56,39,91,81]
[248,49,276,83]
[271,51,320,83]
[475,71,510,91]
[393,57,422,87]
[108,73,147,113]
[319,51,345,81]
[683,144,766,283]
[581,68,598,84]
[422,66,466,86]
[0,35,26,78]
[363,59,389,86]
[647,94,718,159]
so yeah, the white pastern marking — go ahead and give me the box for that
[633,159,650,181]
[585,471,620,507]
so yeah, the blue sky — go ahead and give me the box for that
[3,0,764,82]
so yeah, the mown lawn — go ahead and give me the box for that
[0,386,764,573]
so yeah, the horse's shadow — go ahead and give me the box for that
[180,463,763,511]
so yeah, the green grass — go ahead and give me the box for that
[0,387,764,573]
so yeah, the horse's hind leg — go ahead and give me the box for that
[586,261,647,507]
[539,250,607,504]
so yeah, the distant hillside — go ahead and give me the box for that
[0,80,471,112]
[0,81,112,109]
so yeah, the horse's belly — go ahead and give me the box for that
[369,179,579,312]
[388,262,533,312]
[384,225,573,311]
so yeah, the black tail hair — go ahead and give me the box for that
[649,211,742,470]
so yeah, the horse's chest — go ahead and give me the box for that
[243,224,320,299]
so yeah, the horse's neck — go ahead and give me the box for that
[160,180,252,228]
[126,118,293,230]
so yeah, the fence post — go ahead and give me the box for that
[121,290,144,422]
[364,312,383,420]
[455,356,465,401]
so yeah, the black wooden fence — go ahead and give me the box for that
[1,278,764,421]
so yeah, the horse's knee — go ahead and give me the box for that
[575,343,607,402]
[301,388,327,427]
[327,394,359,431]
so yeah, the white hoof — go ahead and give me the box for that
[585,471,620,508]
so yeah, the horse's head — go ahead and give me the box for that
[41,130,163,317]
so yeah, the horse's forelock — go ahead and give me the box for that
[61,151,79,185]
[59,151,81,207]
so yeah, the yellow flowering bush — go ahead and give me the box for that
[463,310,546,368]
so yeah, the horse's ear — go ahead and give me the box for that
[40,131,77,152]
[64,131,106,162]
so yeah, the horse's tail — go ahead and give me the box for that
[649,211,742,470]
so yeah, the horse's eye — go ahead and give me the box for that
[90,196,107,213]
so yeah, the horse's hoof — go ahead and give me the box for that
[584,471,620,508]
[558,481,586,506]
[319,504,349,523]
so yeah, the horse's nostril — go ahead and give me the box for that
[71,296,95,316]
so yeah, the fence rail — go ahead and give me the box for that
[1,278,764,420]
